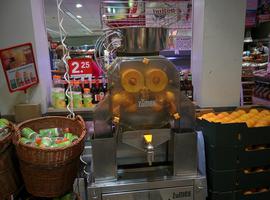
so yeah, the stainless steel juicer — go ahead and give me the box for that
[88,2,205,199]
[87,25,207,200]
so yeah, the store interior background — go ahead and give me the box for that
[0,0,269,120]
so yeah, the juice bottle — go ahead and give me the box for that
[52,75,66,109]
[91,77,99,104]
[98,76,106,101]
[72,81,83,108]
[83,88,93,108]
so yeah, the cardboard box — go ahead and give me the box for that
[14,104,41,122]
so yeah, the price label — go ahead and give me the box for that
[68,58,93,77]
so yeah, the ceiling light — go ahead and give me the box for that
[77,15,82,19]
[244,30,253,43]
[76,4,82,8]
[64,9,92,34]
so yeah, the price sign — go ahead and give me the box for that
[68,58,93,78]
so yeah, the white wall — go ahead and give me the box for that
[191,0,246,107]
[0,0,51,115]
[30,0,52,112]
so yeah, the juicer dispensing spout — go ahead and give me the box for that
[144,134,154,166]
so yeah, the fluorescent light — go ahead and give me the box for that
[76,4,82,8]
[244,37,253,43]
[76,15,82,19]
[244,30,253,43]
[64,10,92,34]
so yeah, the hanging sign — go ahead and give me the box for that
[68,58,93,78]
[175,36,192,51]
[145,0,192,29]
[0,43,39,93]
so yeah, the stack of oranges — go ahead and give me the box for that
[199,109,270,127]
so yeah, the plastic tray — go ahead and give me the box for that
[208,190,270,200]
[207,168,270,192]
[205,144,270,170]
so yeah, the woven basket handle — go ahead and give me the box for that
[12,126,21,146]
[75,115,86,130]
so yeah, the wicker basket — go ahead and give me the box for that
[14,116,86,198]
[0,123,13,153]
[0,122,22,200]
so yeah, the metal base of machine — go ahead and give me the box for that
[88,174,207,200]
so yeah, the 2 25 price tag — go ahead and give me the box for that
[68,58,93,77]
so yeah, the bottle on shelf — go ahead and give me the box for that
[102,75,108,93]
[186,81,194,101]
[83,88,94,108]
[84,77,90,90]
[179,71,184,81]
[98,76,106,101]
[188,72,192,81]
[182,71,193,101]
[70,80,83,108]
[52,75,66,109]
[91,77,99,104]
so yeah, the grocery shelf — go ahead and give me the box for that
[241,79,255,106]
[252,96,270,107]
[243,101,253,104]
[241,75,254,78]
[255,80,270,85]
[243,89,253,92]
[45,107,95,121]
[242,81,255,84]
[47,107,94,112]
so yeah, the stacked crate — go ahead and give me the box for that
[199,113,270,200]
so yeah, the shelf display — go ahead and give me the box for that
[254,81,270,100]
[241,66,255,106]
[48,42,105,111]
[253,69,270,105]
[241,50,269,106]
[50,76,108,109]
[180,70,193,101]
